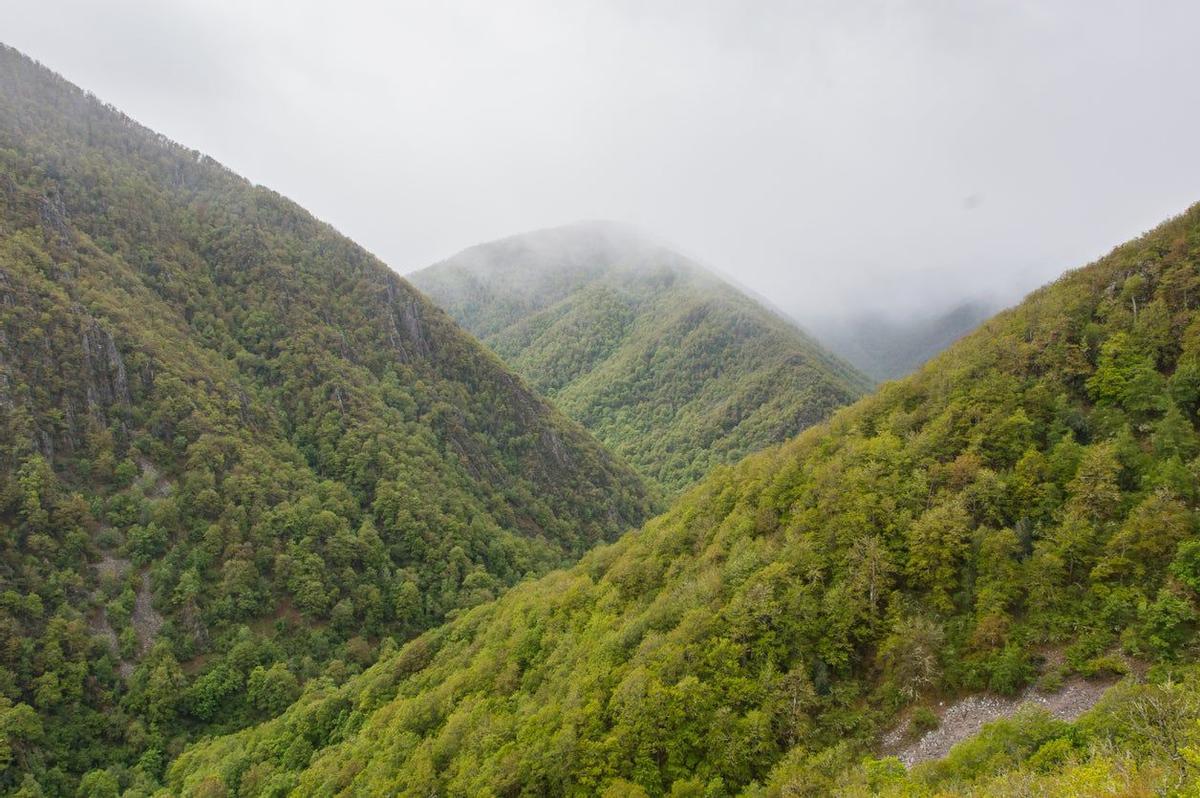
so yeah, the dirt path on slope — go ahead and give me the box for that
[881,677,1115,767]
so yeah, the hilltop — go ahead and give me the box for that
[411,223,871,494]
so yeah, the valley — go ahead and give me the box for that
[2,12,1200,797]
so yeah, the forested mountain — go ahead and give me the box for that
[410,224,871,494]
[0,44,655,794]
[174,203,1200,797]
[810,299,998,382]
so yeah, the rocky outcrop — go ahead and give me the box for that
[39,189,70,241]
[384,278,433,363]
[79,316,131,415]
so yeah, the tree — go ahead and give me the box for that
[1170,539,1200,594]
[76,769,120,798]
[1138,589,1195,659]
[905,501,971,613]
[15,456,54,532]
[1046,511,1099,583]
[1087,332,1165,417]
[1066,444,1122,524]
[878,615,944,700]
[0,697,42,775]
[247,663,301,716]
[1154,403,1199,460]
[847,535,893,618]
[1095,491,1193,583]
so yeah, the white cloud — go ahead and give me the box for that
[5,0,1199,320]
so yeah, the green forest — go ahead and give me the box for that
[0,45,653,796]
[172,200,1200,795]
[411,224,871,494]
[5,34,1200,798]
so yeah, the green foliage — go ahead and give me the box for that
[904,501,970,613]
[1087,331,1165,417]
[0,44,654,793]
[908,706,939,737]
[924,705,1069,784]
[817,672,1200,797]
[74,770,118,798]
[985,644,1035,695]
[879,615,944,700]
[246,663,300,716]
[411,223,871,494]
[172,200,1200,795]
[5,36,1200,798]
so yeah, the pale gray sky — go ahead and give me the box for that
[5,1,1199,321]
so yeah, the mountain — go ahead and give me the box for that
[173,203,1200,797]
[410,223,872,494]
[0,44,655,791]
[809,299,999,382]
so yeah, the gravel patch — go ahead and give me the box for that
[90,553,136,679]
[138,457,174,497]
[882,677,1114,767]
[94,551,131,582]
[132,571,163,655]
[88,606,119,654]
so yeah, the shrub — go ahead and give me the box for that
[909,706,940,737]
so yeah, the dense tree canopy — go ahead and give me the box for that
[0,45,653,795]
[5,36,1200,798]
[411,223,871,494]
[174,201,1200,796]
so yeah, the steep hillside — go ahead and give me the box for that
[174,203,1200,797]
[411,224,871,494]
[0,44,653,792]
[810,299,998,382]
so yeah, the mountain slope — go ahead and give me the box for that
[810,299,999,382]
[0,44,653,791]
[173,203,1200,797]
[410,223,872,494]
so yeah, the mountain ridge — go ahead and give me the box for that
[411,224,872,493]
[174,200,1200,796]
[0,42,654,791]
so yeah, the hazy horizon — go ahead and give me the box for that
[6,1,1199,323]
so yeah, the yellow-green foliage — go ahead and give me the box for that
[820,675,1200,797]
[0,44,653,794]
[173,204,1200,795]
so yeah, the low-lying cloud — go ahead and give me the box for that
[6,0,1200,322]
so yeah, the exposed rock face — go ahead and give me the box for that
[39,189,70,240]
[384,278,433,362]
[539,427,570,469]
[80,317,131,416]
[0,329,13,412]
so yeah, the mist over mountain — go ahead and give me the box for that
[412,223,871,494]
[8,2,1200,331]
[808,299,1001,382]
[4,2,1200,794]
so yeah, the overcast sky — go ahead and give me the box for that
[5,1,1200,322]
